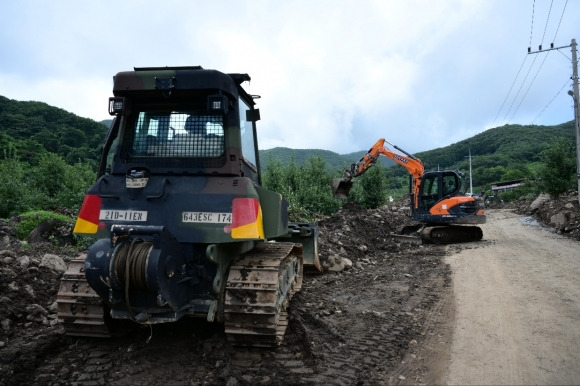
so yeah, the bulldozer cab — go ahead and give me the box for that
[100,67,261,184]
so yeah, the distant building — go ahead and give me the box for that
[490,179,526,193]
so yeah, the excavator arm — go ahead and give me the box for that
[332,138,425,208]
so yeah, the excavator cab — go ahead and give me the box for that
[416,171,463,211]
[412,170,484,227]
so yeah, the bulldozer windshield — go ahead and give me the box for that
[128,111,225,158]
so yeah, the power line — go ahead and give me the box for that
[503,54,538,121]
[529,0,536,47]
[493,0,570,127]
[539,0,554,45]
[529,77,570,124]
[510,50,551,122]
[492,1,538,127]
[510,0,554,123]
[508,0,572,124]
[491,54,528,127]
[552,0,568,41]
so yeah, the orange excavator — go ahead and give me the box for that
[332,138,486,243]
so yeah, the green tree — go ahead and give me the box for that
[358,165,388,208]
[261,156,286,195]
[501,165,529,181]
[55,162,96,210]
[537,139,576,197]
[262,155,340,221]
[0,159,31,217]
[295,156,340,215]
[13,137,47,164]
[60,126,87,147]
[0,156,95,217]
[0,132,17,159]
[30,153,68,199]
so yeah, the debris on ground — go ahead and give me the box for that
[513,191,580,240]
[0,192,576,384]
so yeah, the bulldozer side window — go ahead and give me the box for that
[239,99,257,169]
[129,112,225,158]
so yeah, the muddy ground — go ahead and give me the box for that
[0,193,578,385]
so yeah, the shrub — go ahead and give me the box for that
[15,210,74,240]
[537,139,576,198]
[262,155,341,221]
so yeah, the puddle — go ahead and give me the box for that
[520,216,562,238]
[520,216,541,227]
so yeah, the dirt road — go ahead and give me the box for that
[445,209,580,385]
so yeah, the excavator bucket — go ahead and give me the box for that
[331,178,353,199]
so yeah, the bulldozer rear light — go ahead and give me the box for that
[231,198,265,240]
[73,194,103,234]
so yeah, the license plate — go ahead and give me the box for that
[182,212,232,224]
[99,210,148,221]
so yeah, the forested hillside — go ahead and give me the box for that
[391,121,576,193]
[0,96,108,166]
[259,147,353,170]
[0,95,576,218]
[414,121,575,171]
[261,120,576,195]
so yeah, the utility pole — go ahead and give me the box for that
[571,39,580,205]
[528,38,580,204]
[464,149,474,196]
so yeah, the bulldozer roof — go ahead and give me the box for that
[112,66,252,102]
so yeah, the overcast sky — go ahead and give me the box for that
[1,0,578,155]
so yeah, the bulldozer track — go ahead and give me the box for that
[56,256,112,338]
[224,242,303,348]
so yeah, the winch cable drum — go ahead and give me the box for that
[113,237,153,320]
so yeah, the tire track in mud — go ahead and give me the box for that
[277,246,451,385]
[27,246,449,386]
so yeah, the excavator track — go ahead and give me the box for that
[422,225,483,244]
[224,242,303,348]
[56,256,112,338]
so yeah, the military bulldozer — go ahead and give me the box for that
[57,66,320,348]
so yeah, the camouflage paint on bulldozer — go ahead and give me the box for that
[58,66,320,347]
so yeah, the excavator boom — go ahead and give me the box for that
[332,138,424,207]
